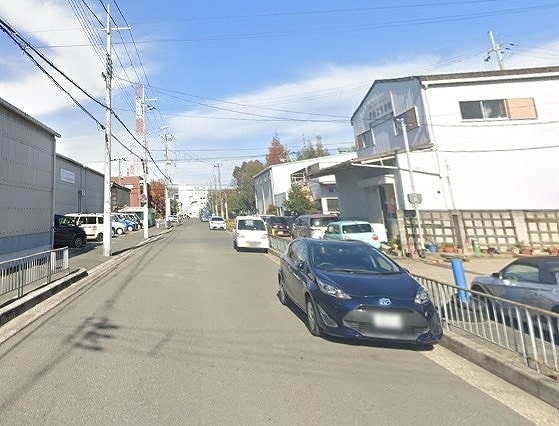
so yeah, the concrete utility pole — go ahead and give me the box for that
[140,85,156,239]
[102,4,113,257]
[161,127,173,225]
[102,3,130,257]
[399,118,425,252]
[487,30,505,71]
[214,163,223,217]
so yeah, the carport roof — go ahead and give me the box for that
[308,153,397,178]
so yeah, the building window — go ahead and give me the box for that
[459,98,537,120]
[393,107,419,135]
[356,130,374,150]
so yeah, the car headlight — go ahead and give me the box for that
[317,278,351,299]
[414,286,430,305]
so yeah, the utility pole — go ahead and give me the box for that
[139,84,156,239]
[161,127,173,226]
[112,158,126,179]
[102,4,112,257]
[214,163,223,217]
[487,30,505,71]
[102,3,129,257]
[399,117,425,253]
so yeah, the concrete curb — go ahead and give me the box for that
[0,268,88,327]
[440,330,559,409]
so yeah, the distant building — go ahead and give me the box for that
[175,184,209,218]
[0,97,59,262]
[55,154,103,214]
[111,175,145,208]
[253,153,356,216]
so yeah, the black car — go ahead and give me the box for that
[266,216,292,237]
[53,214,87,248]
[278,238,442,345]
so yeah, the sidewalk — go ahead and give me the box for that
[394,253,514,287]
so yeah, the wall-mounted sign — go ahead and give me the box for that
[60,168,75,184]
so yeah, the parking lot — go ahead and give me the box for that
[66,222,173,272]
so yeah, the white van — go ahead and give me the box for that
[66,213,125,242]
[233,216,269,252]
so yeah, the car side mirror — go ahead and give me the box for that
[491,272,501,279]
[297,261,307,271]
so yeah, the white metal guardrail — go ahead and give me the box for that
[0,248,69,301]
[417,275,559,377]
[269,235,290,254]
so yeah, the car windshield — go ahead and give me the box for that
[311,243,401,274]
[58,216,76,227]
[311,217,338,227]
[269,217,288,225]
[343,223,372,234]
[238,219,266,231]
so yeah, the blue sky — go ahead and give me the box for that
[1,0,559,187]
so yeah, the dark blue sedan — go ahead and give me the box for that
[278,238,442,345]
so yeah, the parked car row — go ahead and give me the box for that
[260,214,385,249]
[53,212,143,248]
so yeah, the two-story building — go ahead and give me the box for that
[312,66,559,254]
[254,153,356,216]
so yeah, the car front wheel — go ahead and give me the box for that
[116,228,124,235]
[73,236,84,248]
[306,298,322,336]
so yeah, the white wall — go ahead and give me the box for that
[422,76,559,209]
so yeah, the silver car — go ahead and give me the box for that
[470,256,559,313]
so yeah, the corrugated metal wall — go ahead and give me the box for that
[0,105,55,260]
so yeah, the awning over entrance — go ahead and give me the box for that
[308,153,398,179]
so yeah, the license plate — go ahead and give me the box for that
[372,312,403,329]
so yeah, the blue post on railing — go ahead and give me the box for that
[450,258,469,304]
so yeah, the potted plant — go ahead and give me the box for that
[438,242,456,253]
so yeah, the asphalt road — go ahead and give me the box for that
[0,222,557,424]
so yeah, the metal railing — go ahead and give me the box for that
[269,235,290,254]
[0,248,69,302]
[417,275,559,377]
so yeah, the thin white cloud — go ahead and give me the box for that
[1,1,559,187]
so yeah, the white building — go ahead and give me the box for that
[313,66,559,252]
[253,153,356,216]
[175,184,209,218]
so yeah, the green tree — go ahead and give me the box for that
[282,184,319,216]
[296,135,330,160]
[231,160,265,214]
